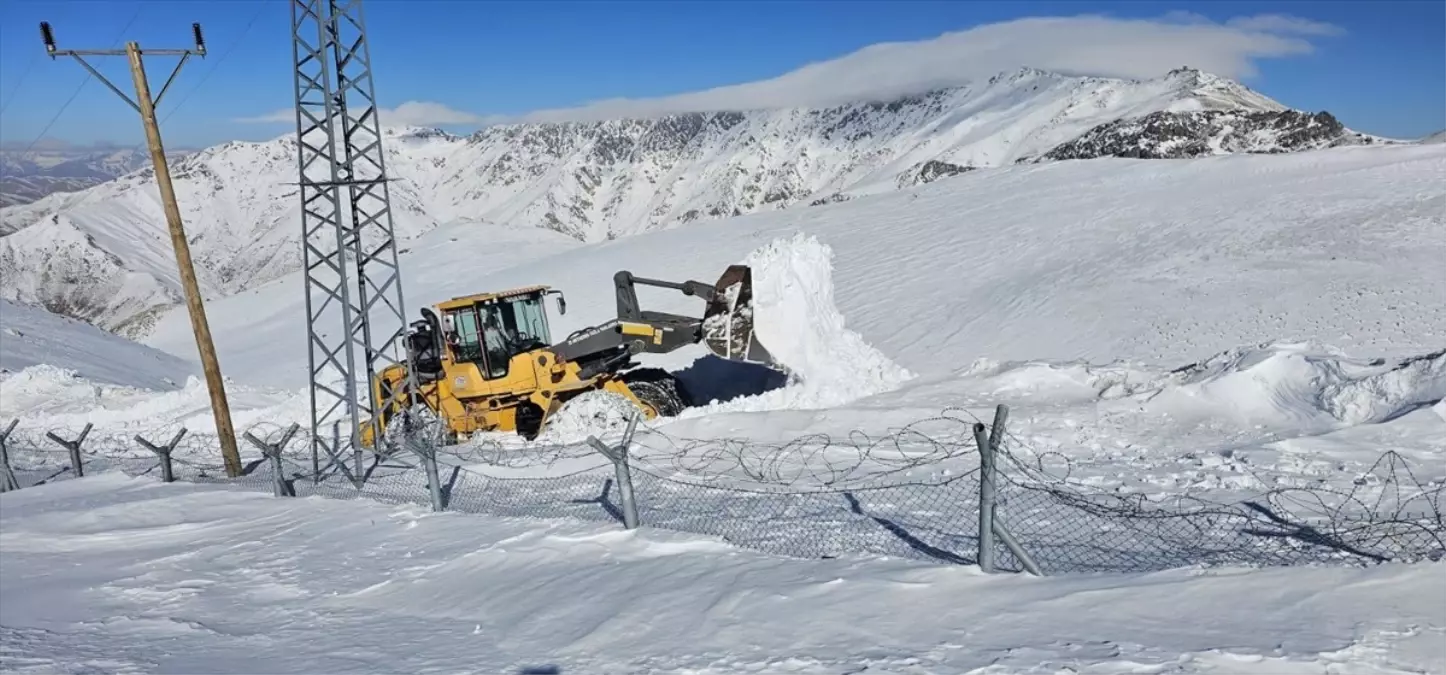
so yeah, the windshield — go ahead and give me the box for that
[444,294,551,379]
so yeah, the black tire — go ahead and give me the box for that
[515,402,545,441]
[620,367,692,418]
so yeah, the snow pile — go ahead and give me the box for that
[689,233,912,413]
[531,389,641,445]
[1151,342,1446,431]
[957,341,1446,432]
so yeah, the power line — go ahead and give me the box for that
[155,2,268,129]
[12,5,144,159]
[0,53,43,118]
[0,1,71,118]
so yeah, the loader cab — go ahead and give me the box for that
[436,286,565,380]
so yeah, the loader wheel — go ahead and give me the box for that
[515,402,544,441]
[620,367,691,419]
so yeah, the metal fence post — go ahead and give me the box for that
[135,428,187,483]
[45,423,92,478]
[977,404,1044,576]
[0,419,20,492]
[420,443,445,512]
[587,413,641,530]
[311,423,321,485]
[972,421,997,573]
[244,423,300,497]
[401,418,446,512]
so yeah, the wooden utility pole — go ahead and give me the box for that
[41,22,243,477]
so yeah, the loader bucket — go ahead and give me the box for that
[702,264,776,365]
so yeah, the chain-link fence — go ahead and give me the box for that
[2,407,1441,575]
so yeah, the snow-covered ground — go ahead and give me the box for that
[2,474,1443,674]
[2,143,1444,673]
[0,299,197,390]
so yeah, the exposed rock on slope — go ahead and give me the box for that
[1039,110,1377,161]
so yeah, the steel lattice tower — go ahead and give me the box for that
[291,0,409,482]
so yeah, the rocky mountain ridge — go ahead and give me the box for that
[0,67,1392,335]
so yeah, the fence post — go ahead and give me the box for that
[401,415,446,512]
[976,404,1044,576]
[587,413,641,530]
[0,419,20,492]
[244,423,300,497]
[973,421,997,573]
[311,423,321,485]
[135,428,187,483]
[354,422,365,488]
[45,423,92,478]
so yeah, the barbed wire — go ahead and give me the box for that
[2,411,1441,572]
[385,407,986,490]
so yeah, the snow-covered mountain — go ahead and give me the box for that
[0,145,191,211]
[0,67,1385,334]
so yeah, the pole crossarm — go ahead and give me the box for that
[37,20,243,478]
[41,21,205,111]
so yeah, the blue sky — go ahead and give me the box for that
[0,0,1441,149]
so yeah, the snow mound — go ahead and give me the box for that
[1159,342,1446,429]
[967,342,1446,434]
[687,233,913,414]
[534,389,641,445]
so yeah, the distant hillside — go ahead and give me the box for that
[0,145,191,213]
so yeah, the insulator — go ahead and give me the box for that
[40,22,56,55]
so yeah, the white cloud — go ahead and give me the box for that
[234,12,1343,127]
[514,13,1344,123]
[233,101,502,127]
[232,110,292,124]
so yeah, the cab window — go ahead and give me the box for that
[508,294,551,347]
[445,294,555,381]
[447,308,485,363]
[479,304,512,379]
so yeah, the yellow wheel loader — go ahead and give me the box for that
[359,265,776,447]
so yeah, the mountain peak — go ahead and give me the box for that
[1152,66,1284,113]
[987,66,1055,86]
